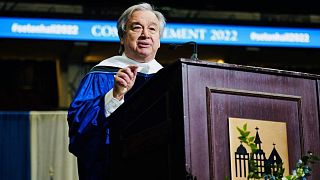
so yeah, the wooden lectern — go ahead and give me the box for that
[108,59,320,180]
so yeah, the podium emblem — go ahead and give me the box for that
[228,117,289,179]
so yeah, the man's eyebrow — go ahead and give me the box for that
[130,21,159,26]
[128,22,141,27]
[148,22,159,26]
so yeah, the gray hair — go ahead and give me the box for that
[117,3,166,54]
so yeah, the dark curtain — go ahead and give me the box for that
[0,111,31,180]
[0,60,58,110]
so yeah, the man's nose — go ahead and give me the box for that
[141,28,150,38]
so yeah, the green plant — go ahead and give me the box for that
[237,123,260,179]
[237,123,319,180]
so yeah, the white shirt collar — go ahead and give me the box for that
[95,54,163,74]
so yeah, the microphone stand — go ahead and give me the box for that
[169,41,199,60]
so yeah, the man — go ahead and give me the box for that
[67,3,166,179]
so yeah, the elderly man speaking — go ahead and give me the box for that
[67,3,166,179]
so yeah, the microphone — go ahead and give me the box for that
[169,41,198,60]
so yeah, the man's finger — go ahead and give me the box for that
[117,71,131,83]
[128,65,139,75]
[114,76,127,87]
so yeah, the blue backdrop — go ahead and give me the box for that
[0,111,31,180]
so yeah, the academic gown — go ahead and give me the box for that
[67,56,162,179]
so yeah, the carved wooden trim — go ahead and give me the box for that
[207,87,302,101]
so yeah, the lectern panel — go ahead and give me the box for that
[206,87,301,179]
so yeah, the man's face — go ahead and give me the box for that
[121,10,161,62]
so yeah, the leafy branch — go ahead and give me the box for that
[237,123,260,179]
[237,123,319,180]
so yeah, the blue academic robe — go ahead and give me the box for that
[67,65,156,179]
